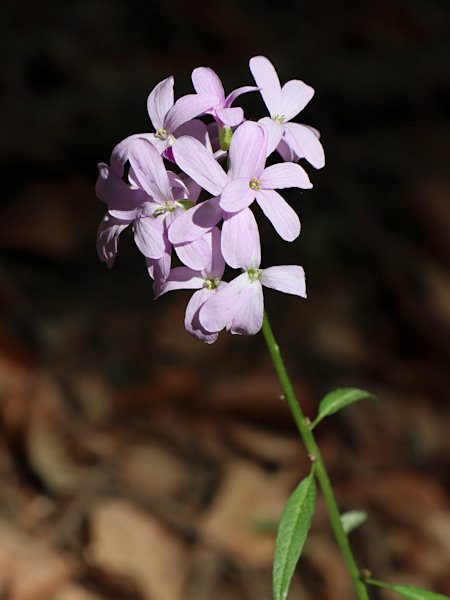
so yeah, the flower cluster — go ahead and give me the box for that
[96,56,324,343]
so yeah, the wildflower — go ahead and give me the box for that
[249,55,325,168]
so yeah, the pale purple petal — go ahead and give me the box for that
[228,121,267,179]
[133,216,165,259]
[280,80,315,121]
[229,280,264,335]
[172,137,227,196]
[167,171,189,200]
[260,162,312,190]
[206,226,226,280]
[283,122,325,169]
[147,76,174,130]
[146,234,172,297]
[185,287,224,344]
[260,265,306,297]
[165,94,217,133]
[174,234,213,271]
[160,266,204,294]
[276,137,296,162]
[249,55,282,116]
[215,107,244,127]
[128,137,172,201]
[258,117,284,156]
[96,162,147,219]
[110,133,158,175]
[96,214,128,268]
[225,85,259,108]
[191,67,224,101]
[173,118,212,152]
[221,207,261,269]
[220,178,255,212]
[199,273,251,332]
[168,197,223,244]
[255,189,300,241]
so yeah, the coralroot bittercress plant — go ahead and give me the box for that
[96,56,449,600]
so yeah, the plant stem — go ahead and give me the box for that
[261,310,370,600]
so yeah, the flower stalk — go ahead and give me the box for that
[261,310,370,600]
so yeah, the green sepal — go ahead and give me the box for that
[175,199,195,211]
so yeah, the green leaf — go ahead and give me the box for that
[340,510,368,534]
[311,388,377,429]
[366,579,450,600]
[273,469,316,600]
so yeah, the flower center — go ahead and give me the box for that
[247,268,262,282]
[272,114,286,124]
[152,200,175,218]
[204,277,220,290]
[155,128,168,141]
[249,177,261,191]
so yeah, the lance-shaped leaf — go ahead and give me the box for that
[366,579,450,600]
[273,468,316,600]
[311,388,377,429]
[340,510,368,535]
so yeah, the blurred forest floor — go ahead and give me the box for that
[0,0,449,598]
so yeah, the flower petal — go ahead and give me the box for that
[261,162,312,190]
[249,55,282,116]
[280,79,314,121]
[261,265,306,297]
[147,76,174,130]
[199,273,251,332]
[165,93,217,133]
[173,119,212,152]
[128,137,172,201]
[258,117,284,156]
[110,133,158,176]
[168,197,223,244]
[185,287,223,344]
[160,266,203,294]
[228,121,267,179]
[283,122,325,169]
[133,216,165,259]
[191,67,224,101]
[96,214,128,268]
[229,280,264,335]
[175,234,213,271]
[220,178,255,212]
[255,189,300,241]
[225,85,259,108]
[172,137,228,196]
[207,226,226,279]
[215,107,244,127]
[221,207,261,269]
[96,162,147,219]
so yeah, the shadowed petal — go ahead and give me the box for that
[133,217,165,258]
[147,76,174,130]
[221,207,260,269]
[283,122,325,169]
[160,266,203,294]
[96,214,128,268]
[168,197,223,244]
[249,56,282,116]
[258,117,284,156]
[261,162,312,190]
[215,107,244,127]
[174,119,212,151]
[229,280,264,335]
[172,137,227,196]
[225,85,259,107]
[256,189,300,241]
[175,233,214,271]
[185,286,225,344]
[200,273,251,332]
[280,80,315,121]
[261,265,306,297]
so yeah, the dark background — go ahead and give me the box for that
[0,1,449,599]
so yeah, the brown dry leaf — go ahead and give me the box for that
[227,422,302,464]
[49,583,103,600]
[199,459,293,568]
[0,519,76,600]
[306,533,354,599]
[121,442,191,499]
[88,499,189,600]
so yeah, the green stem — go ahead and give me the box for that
[261,310,370,600]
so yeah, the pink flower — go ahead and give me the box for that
[249,56,325,169]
